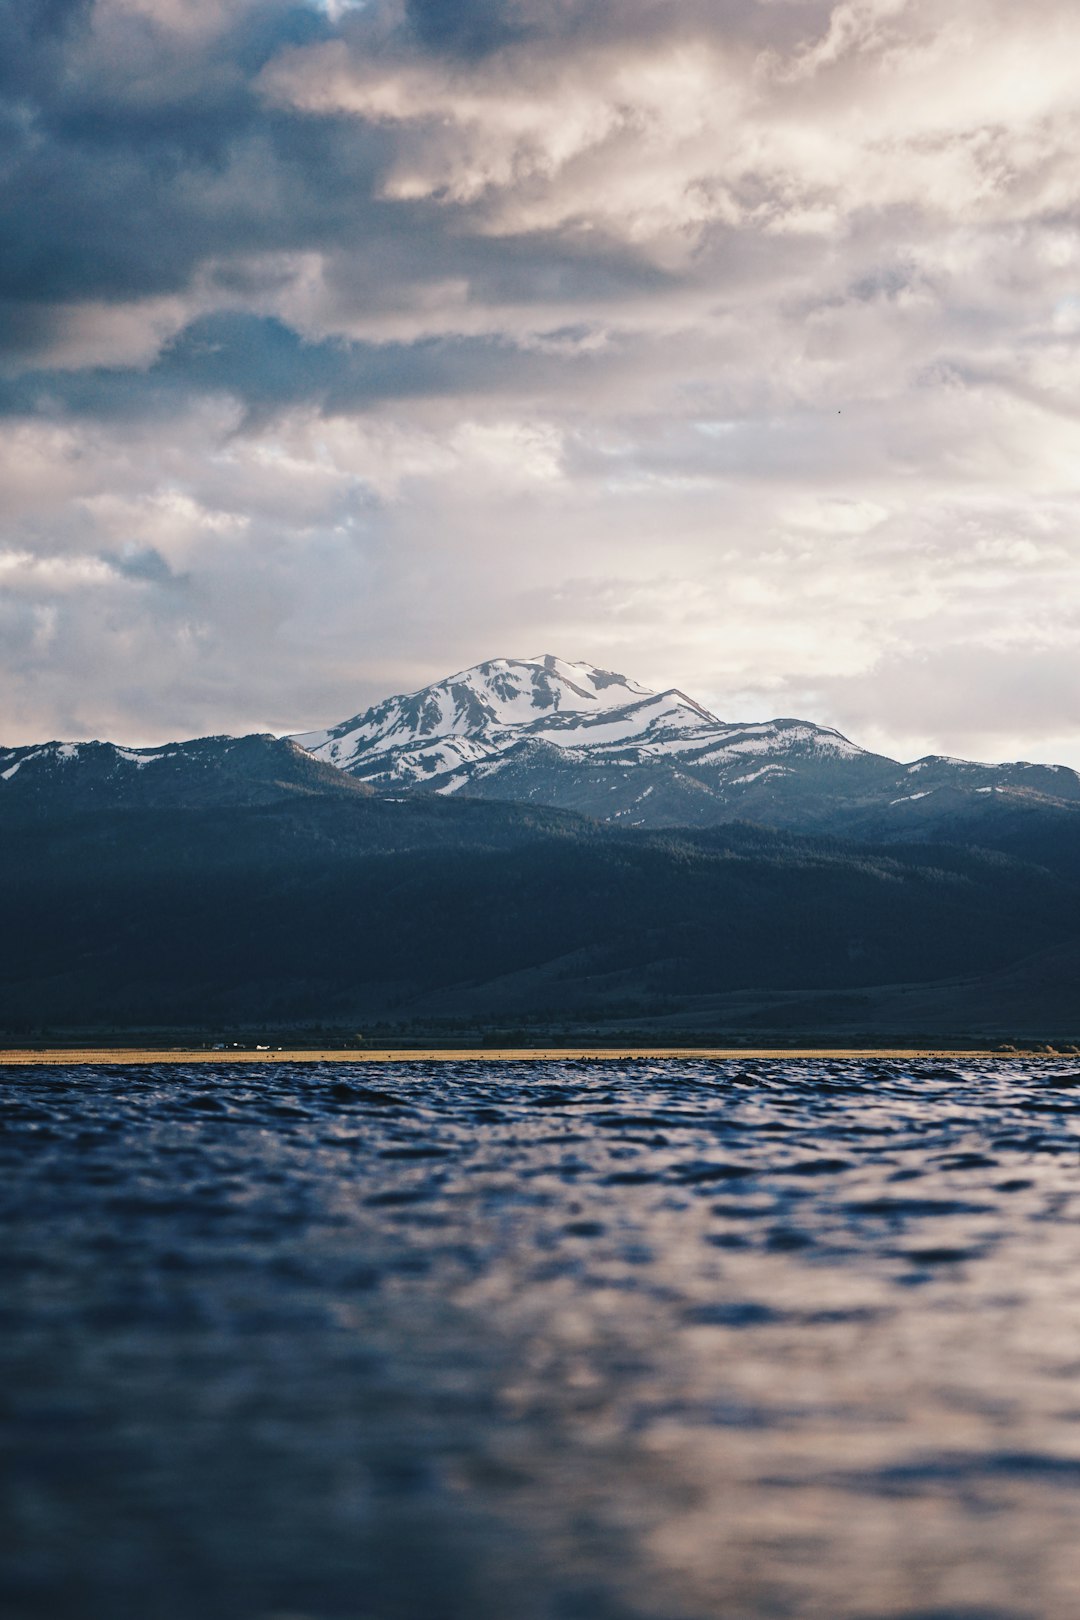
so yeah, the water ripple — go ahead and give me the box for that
[3,1057,1080,1618]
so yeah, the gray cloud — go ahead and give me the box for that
[104,544,185,585]
[0,311,623,423]
[1,0,1079,767]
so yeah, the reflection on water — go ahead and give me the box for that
[3,1058,1080,1619]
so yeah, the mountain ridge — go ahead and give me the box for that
[290,654,1080,834]
[2,657,1079,1037]
[0,733,372,818]
[4,653,1079,839]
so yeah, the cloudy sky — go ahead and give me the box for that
[3,0,1080,764]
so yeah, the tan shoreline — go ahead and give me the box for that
[0,1045,1051,1066]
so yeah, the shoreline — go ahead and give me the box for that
[0,1045,1058,1066]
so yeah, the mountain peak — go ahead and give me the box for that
[292,655,738,789]
[421,654,659,724]
[290,653,1080,828]
[292,653,685,760]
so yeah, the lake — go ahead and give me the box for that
[3,1058,1080,1619]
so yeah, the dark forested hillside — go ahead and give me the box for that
[3,785,1078,1035]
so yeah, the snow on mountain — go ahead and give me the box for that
[293,655,703,773]
[8,656,1078,836]
[0,740,179,782]
[291,654,1080,830]
[289,654,890,822]
[292,653,861,788]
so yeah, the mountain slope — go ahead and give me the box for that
[2,700,1078,1037]
[0,733,373,819]
[293,655,1080,834]
[293,654,718,791]
[2,807,1078,1033]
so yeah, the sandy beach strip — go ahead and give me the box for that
[0,1045,1042,1065]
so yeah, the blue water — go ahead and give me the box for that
[3,1058,1080,1619]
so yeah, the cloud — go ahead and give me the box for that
[0,0,1078,768]
[263,0,1080,244]
[104,543,185,584]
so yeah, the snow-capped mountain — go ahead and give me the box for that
[6,655,1078,837]
[292,654,1080,831]
[292,654,715,787]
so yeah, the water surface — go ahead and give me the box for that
[3,1058,1080,1620]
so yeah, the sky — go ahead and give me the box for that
[2,0,1080,766]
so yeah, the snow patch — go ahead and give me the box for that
[730,765,787,785]
[115,748,169,768]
